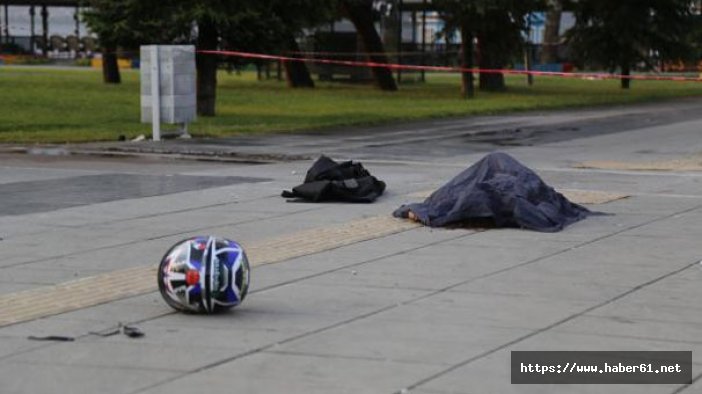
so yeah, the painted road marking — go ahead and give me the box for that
[0,216,420,327]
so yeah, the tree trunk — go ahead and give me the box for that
[196,17,218,116]
[621,62,631,89]
[341,0,397,91]
[541,0,562,64]
[102,45,121,84]
[477,33,505,91]
[460,27,474,99]
[284,37,315,88]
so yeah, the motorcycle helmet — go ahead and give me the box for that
[158,236,250,313]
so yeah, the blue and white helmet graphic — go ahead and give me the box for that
[158,236,250,313]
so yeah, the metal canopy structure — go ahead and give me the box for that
[1,0,82,55]
[2,0,78,5]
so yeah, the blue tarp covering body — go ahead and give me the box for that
[393,152,591,232]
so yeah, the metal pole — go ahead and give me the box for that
[3,4,9,44]
[150,46,161,141]
[421,0,426,82]
[396,0,403,83]
[30,6,35,53]
[74,5,79,38]
[525,13,533,86]
[0,4,4,44]
[41,5,48,56]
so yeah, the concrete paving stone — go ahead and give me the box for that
[0,264,108,287]
[632,275,702,306]
[439,227,587,246]
[508,331,702,371]
[76,207,277,241]
[586,296,702,326]
[417,349,686,394]
[0,232,161,269]
[40,293,173,327]
[0,362,179,394]
[250,265,322,291]
[248,228,468,290]
[145,282,430,336]
[544,234,702,271]
[552,315,702,345]
[540,170,702,200]
[0,315,117,340]
[111,315,289,351]
[198,206,390,243]
[21,240,180,272]
[448,269,632,303]
[0,294,167,342]
[274,312,531,366]
[496,252,692,290]
[326,226,470,250]
[2,184,280,229]
[0,336,46,359]
[576,194,702,216]
[552,212,664,238]
[412,239,576,264]
[7,339,246,373]
[0,237,189,294]
[298,238,574,292]
[0,202,323,270]
[663,266,702,282]
[248,234,469,286]
[0,221,59,240]
[623,214,702,238]
[139,351,446,394]
[680,377,702,393]
[139,307,335,342]
[600,234,702,263]
[439,256,647,301]
[391,291,594,331]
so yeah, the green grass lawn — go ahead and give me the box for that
[1,66,702,143]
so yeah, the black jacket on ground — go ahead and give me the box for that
[282,156,386,203]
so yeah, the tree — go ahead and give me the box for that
[435,0,544,94]
[541,0,562,64]
[85,1,333,116]
[83,0,190,84]
[340,0,398,91]
[566,0,695,89]
[217,0,335,89]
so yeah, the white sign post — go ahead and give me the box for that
[149,46,161,141]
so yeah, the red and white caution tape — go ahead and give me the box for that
[199,49,702,83]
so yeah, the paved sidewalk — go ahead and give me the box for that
[1,101,702,394]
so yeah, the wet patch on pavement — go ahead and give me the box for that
[0,174,270,216]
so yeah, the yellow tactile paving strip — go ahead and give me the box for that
[0,216,420,327]
[408,189,629,205]
[575,158,702,172]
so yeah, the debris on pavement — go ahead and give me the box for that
[89,323,145,339]
[27,335,75,342]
